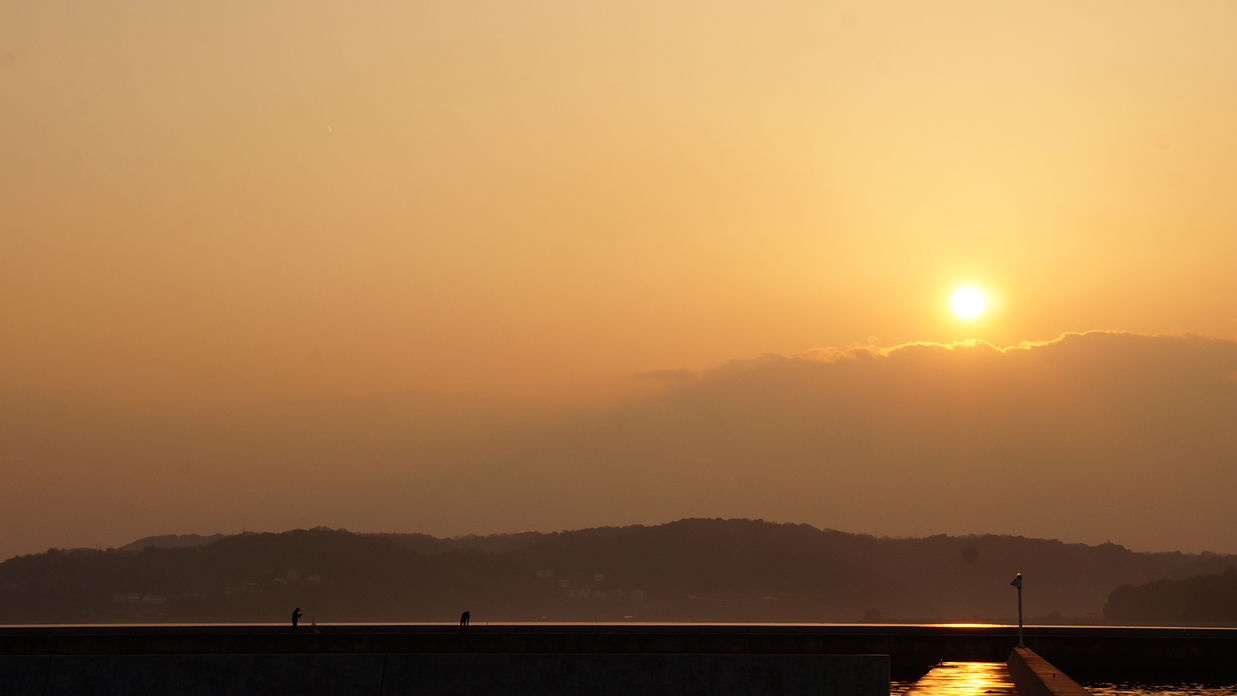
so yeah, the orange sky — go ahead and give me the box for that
[2,2,1236,558]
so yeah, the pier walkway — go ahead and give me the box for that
[904,662,1017,696]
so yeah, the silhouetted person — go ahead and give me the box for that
[460,611,470,628]
[292,607,303,632]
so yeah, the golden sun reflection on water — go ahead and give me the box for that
[902,662,1017,696]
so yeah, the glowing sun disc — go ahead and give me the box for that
[952,286,986,319]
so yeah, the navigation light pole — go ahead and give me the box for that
[1010,573,1024,648]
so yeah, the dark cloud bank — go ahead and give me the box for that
[2,331,1235,559]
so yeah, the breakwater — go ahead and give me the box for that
[1008,647,1094,696]
[1,624,1234,688]
[1,653,889,696]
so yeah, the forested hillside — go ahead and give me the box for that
[1,520,1231,625]
[1104,567,1237,624]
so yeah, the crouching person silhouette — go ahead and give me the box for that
[460,611,470,628]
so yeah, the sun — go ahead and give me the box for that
[951,286,986,319]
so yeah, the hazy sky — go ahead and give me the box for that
[2,2,1236,559]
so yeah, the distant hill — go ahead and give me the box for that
[372,530,547,556]
[1,519,1233,625]
[1104,566,1237,624]
[120,534,227,552]
[0,528,550,624]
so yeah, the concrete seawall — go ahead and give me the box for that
[1007,648,1093,696]
[2,624,1235,688]
[1,653,889,696]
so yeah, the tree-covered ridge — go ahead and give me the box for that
[1,520,1233,625]
[1104,566,1237,624]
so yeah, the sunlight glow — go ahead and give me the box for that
[951,287,986,319]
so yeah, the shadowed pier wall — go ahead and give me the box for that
[1,653,888,696]
[1,624,1235,692]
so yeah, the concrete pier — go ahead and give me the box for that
[1007,648,1093,696]
[1,653,890,696]
[8,623,1234,679]
[2,623,1235,693]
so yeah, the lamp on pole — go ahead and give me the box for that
[1010,573,1024,648]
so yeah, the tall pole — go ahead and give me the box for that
[1011,573,1025,648]
[1017,583,1024,647]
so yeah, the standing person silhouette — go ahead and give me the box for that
[460,611,470,628]
[292,607,303,632]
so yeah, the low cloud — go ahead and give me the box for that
[2,332,1235,559]
[632,369,697,383]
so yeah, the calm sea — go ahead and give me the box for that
[890,680,1237,696]
[1087,685,1237,696]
